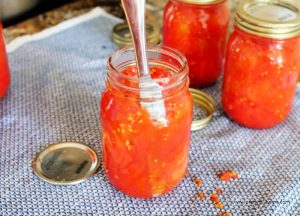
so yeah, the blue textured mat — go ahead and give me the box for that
[1,8,300,216]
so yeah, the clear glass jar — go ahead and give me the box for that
[163,0,230,87]
[101,46,193,198]
[0,23,10,99]
[222,0,300,129]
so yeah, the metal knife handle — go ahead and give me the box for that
[121,0,150,76]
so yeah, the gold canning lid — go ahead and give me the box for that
[32,142,100,185]
[176,0,225,5]
[112,22,160,47]
[236,0,300,39]
[190,88,216,131]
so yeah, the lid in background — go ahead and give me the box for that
[236,0,300,39]
[112,22,160,47]
[190,88,216,131]
[32,142,100,185]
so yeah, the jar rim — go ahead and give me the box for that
[107,45,188,84]
[106,45,189,100]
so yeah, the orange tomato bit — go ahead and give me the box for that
[218,171,239,182]
[194,178,203,186]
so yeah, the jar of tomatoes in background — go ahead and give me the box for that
[0,22,10,99]
[222,0,300,129]
[101,46,193,198]
[163,0,230,87]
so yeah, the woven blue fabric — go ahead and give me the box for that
[1,9,300,216]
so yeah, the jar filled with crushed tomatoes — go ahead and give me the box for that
[163,0,230,87]
[0,23,10,99]
[222,0,300,129]
[101,46,193,198]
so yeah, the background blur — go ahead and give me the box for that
[0,0,119,27]
[1,0,300,27]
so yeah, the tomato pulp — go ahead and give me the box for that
[222,28,300,128]
[0,23,10,99]
[163,0,230,87]
[101,65,193,198]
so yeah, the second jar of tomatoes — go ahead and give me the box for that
[222,0,300,129]
[163,0,230,87]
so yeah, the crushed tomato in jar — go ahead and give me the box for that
[101,46,193,198]
[163,0,230,87]
[222,0,300,128]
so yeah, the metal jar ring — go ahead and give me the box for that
[190,88,216,131]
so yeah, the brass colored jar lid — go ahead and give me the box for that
[176,0,225,5]
[112,22,160,47]
[190,88,216,131]
[236,0,300,39]
[32,142,100,185]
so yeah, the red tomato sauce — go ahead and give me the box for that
[0,23,10,99]
[222,28,300,128]
[101,66,193,198]
[163,0,230,87]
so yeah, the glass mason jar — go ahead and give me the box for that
[162,0,230,87]
[0,23,10,99]
[222,0,300,129]
[101,46,193,198]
